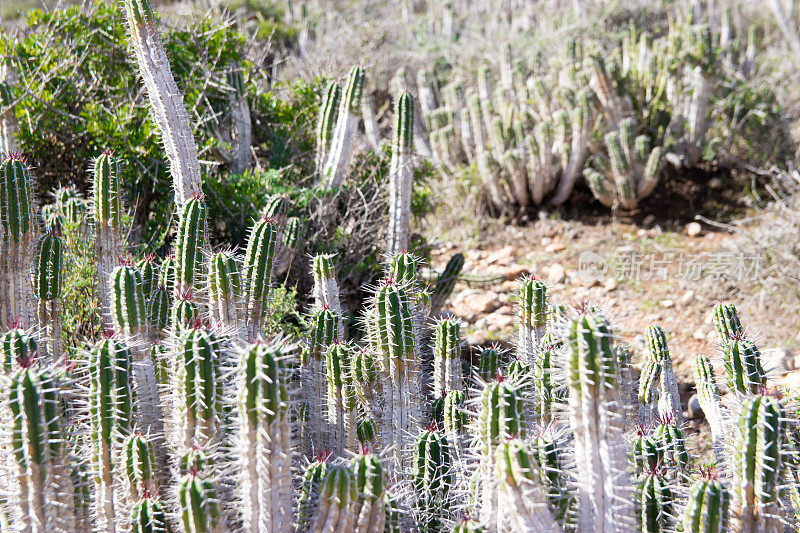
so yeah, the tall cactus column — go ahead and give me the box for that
[0,67,19,154]
[33,232,64,363]
[0,154,38,327]
[243,215,278,339]
[93,150,126,329]
[372,280,421,473]
[516,278,547,367]
[124,0,203,207]
[110,265,164,450]
[312,253,345,338]
[387,92,415,255]
[322,66,365,189]
[236,342,294,533]
[315,81,342,178]
[566,313,634,532]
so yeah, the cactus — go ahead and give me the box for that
[122,433,156,502]
[713,302,744,346]
[207,250,243,329]
[178,468,221,533]
[236,341,293,533]
[638,472,674,532]
[372,280,421,472]
[174,196,207,296]
[130,494,170,533]
[325,341,359,454]
[683,471,730,533]
[315,81,342,176]
[351,453,387,532]
[731,395,786,532]
[5,361,76,531]
[414,427,453,531]
[110,264,164,445]
[0,328,37,374]
[308,462,358,532]
[632,431,662,474]
[517,278,547,366]
[34,232,64,362]
[93,150,125,329]
[433,318,463,397]
[494,438,560,532]
[88,338,135,530]
[137,255,159,303]
[304,306,340,456]
[430,253,464,316]
[148,286,172,337]
[0,154,37,325]
[388,91,415,254]
[693,355,726,461]
[653,420,689,473]
[0,68,19,154]
[298,459,329,529]
[722,337,766,395]
[477,346,501,382]
[322,66,365,189]
[170,327,224,454]
[566,313,634,530]
[641,324,682,424]
[312,253,345,338]
[243,215,278,336]
[124,0,203,207]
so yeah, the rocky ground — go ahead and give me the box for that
[427,215,800,451]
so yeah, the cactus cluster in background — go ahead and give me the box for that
[1,1,800,533]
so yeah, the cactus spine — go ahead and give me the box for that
[388,91,414,254]
[236,342,293,533]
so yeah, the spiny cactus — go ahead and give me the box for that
[124,0,203,207]
[325,341,359,454]
[476,346,501,382]
[130,494,170,533]
[304,306,341,456]
[640,324,682,424]
[87,338,135,530]
[388,91,415,254]
[433,318,463,397]
[174,196,208,296]
[207,250,243,330]
[178,468,221,533]
[693,354,726,461]
[683,470,730,533]
[653,419,689,473]
[0,154,37,325]
[372,280,421,472]
[322,66,365,189]
[494,438,560,531]
[638,472,674,532]
[315,81,342,177]
[5,360,76,531]
[93,150,125,329]
[237,341,293,533]
[414,427,453,531]
[351,452,387,532]
[34,232,64,362]
[0,328,37,374]
[243,215,278,337]
[517,278,547,366]
[122,432,155,502]
[713,302,744,346]
[732,395,786,532]
[566,313,634,530]
[722,337,766,395]
[312,253,345,338]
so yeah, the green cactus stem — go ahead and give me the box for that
[321,66,365,189]
[387,91,415,254]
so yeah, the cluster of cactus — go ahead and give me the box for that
[412,12,760,212]
[2,1,800,532]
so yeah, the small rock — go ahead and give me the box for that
[687,394,704,419]
[547,263,567,284]
[540,237,552,246]
[686,222,703,237]
[761,347,794,372]
[706,329,717,341]
[487,312,514,330]
[503,264,530,281]
[708,177,723,190]
[643,214,656,226]
[484,245,516,266]
[660,299,675,309]
[693,327,709,340]
[603,278,618,292]
[545,242,566,253]
[680,290,696,306]
[637,229,647,237]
